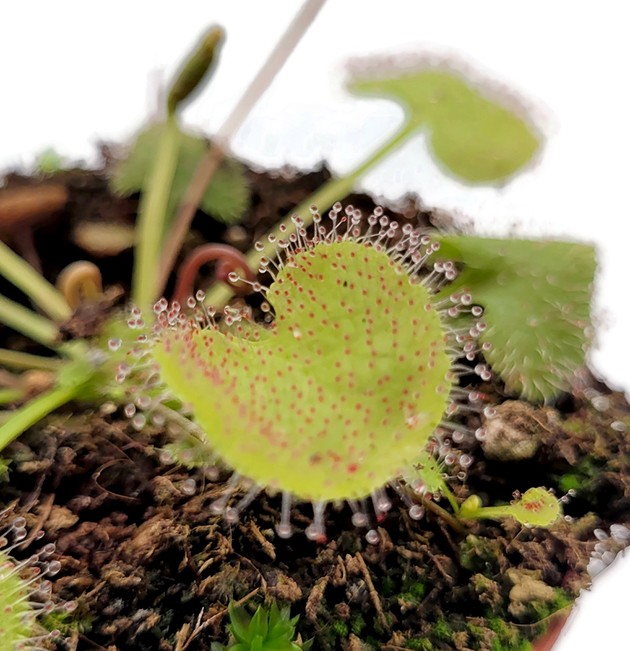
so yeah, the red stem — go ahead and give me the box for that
[173,243,255,305]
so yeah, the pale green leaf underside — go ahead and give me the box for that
[437,236,596,402]
[349,67,541,184]
[111,122,249,224]
[154,241,452,502]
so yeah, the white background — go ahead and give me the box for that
[1,2,629,649]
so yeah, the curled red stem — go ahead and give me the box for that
[173,243,256,305]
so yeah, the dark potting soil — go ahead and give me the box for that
[1,159,629,651]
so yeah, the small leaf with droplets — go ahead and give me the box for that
[152,239,452,503]
[436,235,596,402]
[509,487,561,527]
[412,449,449,495]
[348,58,541,184]
[111,122,249,225]
[459,488,561,527]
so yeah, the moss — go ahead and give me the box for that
[557,473,581,493]
[373,612,396,636]
[41,609,91,636]
[557,456,604,494]
[380,575,397,598]
[399,577,427,605]
[351,614,366,636]
[490,638,532,651]
[432,617,453,642]
[460,535,502,574]
[470,574,502,610]
[486,616,530,650]
[406,638,434,650]
[561,418,591,436]
[529,588,573,621]
[331,619,349,638]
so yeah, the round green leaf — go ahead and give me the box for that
[349,62,541,184]
[153,240,452,502]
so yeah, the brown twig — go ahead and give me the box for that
[173,243,255,304]
[420,495,468,535]
[354,551,388,630]
[156,0,327,296]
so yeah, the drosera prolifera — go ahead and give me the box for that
[117,204,493,542]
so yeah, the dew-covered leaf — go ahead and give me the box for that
[509,487,561,527]
[413,449,449,495]
[348,60,541,184]
[436,236,596,402]
[110,122,249,225]
[152,240,452,502]
[460,488,561,527]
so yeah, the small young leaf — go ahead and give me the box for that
[459,494,483,519]
[167,26,224,115]
[509,487,561,527]
[412,449,449,495]
[459,489,561,527]
[436,236,596,402]
[348,59,541,184]
[111,122,249,225]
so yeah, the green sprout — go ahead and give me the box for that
[211,602,312,651]
[35,147,68,175]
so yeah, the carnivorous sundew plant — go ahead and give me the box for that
[0,7,618,649]
[0,508,76,649]
[0,13,595,463]
[119,204,560,541]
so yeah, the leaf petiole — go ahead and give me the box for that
[203,122,415,309]
[0,239,71,322]
[0,294,60,347]
[0,348,62,371]
[131,115,182,311]
[0,382,80,451]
